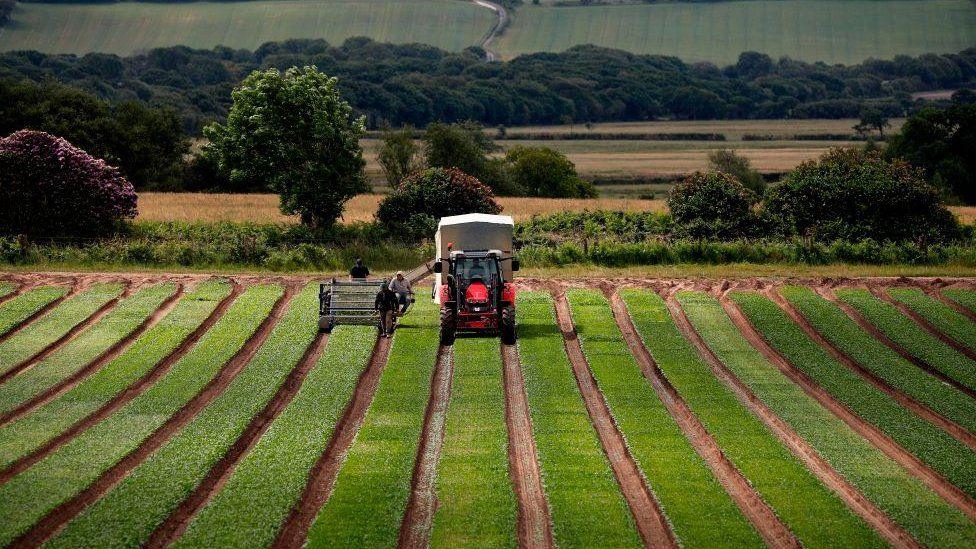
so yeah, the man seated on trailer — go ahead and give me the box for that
[389,270,413,314]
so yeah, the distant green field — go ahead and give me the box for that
[495,0,976,64]
[0,0,494,55]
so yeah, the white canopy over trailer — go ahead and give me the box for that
[434,213,514,304]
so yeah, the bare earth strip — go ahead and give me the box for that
[500,344,555,549]
[551,292,677,548]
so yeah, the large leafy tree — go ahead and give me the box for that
[504,146,596,198]
[204,66,368,228]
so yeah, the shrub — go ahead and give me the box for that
[765,148,960,243]
[707,149,766,197]
[504,146,597,198]
[667,172,757,239]
[376,167,501,241]
[0,130,136,237]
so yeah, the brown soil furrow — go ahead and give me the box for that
[274,335,391,549]
[870,288,976,363]
[768,288,976,452]
[500,344,555,549]
[820,288,976,401]
[146,330,331,548]
[10,284,296,547]
[0,280,131,387]
[607,291,798,549]
[0,279,77,348]
[665,292,917,548]
[725,293,976,521]
[0,282,243,485]
[0,284,186,429]
[397,345,454,549]
[550,291,677,549]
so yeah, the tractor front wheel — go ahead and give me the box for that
[501,306,516,345]
[440,307,456,346]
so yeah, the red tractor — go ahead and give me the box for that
[434,248,519,345]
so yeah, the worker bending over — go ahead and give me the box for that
[389,271,414,314]
[374,285,398,337]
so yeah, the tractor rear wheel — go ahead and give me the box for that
[501,306,516,345]
[440,307,456,346]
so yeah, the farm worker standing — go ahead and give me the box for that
[350,258,369,279]
[374,285,398,337]
[389,271,414,314]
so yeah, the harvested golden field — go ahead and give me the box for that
[498,118,905,139]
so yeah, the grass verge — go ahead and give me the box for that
[0,284,280,547]
[888,288,976,352]
[305,296,438,547]
[567,289,760,547]
[0,286,68,337]
[517,291,641,548]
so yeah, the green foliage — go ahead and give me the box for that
[516,291,641,547]
[667,171,758,239]
[307,296,438,547]
[707,149,765,196]
[943,288,976,314]
[0,284,280,546]
[205,66,368,228]
[175,324,374,548]
[888,288,976,352]
[567,289,761,547]
[0,280,230,472]
[0,283,176,416]
[631,290,880,548]
[377,126,423,186]
[430,338,516,547]
[852,107,890,138]
[0,283,123,377]
[376,167,501,241]
[504,146,596,198]
[0,285,68,337]
[422,122,512,194]
[886,104,976,204]
[765,148,961,243]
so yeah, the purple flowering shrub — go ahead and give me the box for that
[0,130,137,237]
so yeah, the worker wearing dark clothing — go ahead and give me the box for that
[375,286,398,337]
[350,258,369,279]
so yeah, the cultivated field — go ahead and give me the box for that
[0,272,975,547]
[0,0,493,55]
[495,0,976,64]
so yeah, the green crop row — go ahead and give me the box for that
[0,280,230,471]
[0,285,68,338]
[0,282,12,298]
[52,284,324,547]
[0,283,123,376]
[566,289,761,548]
[782,287,976,435]
[174,324,376,548]
[0,284,177,415]
[732,291,976,500]
[888,288,976,353]
[703,292,976,547]
[942,289,976,315]
[0,284,280,547]
[306,296,439,547]
[516,291,641,548]
[629,290,880,548]
[837,289,976,393]
[430,337,517,548]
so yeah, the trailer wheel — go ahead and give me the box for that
[440,307,456,346]
[319,317,334,333]
[501,306,516,345]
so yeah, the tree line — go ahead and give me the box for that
[2,39,975,133]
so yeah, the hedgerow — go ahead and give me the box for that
[516,291,641,547]
[0,284,281,546]
[567,289,761,547]
[0,283,123,377]
[942,289,976,315]
[0,285,68,337]
[699,291,976,547]
[430,337,517,548]
[51,284,327,547]
[888,288,976,353]
[0,280,231,471]
[667,171,759,239]
[0,284,176,415]
[837,289,976,393]
[732,291,976,500]
[783,286,976,434]
[174,324,375,548]
[628,290,880,547]
[306,296,439,547]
